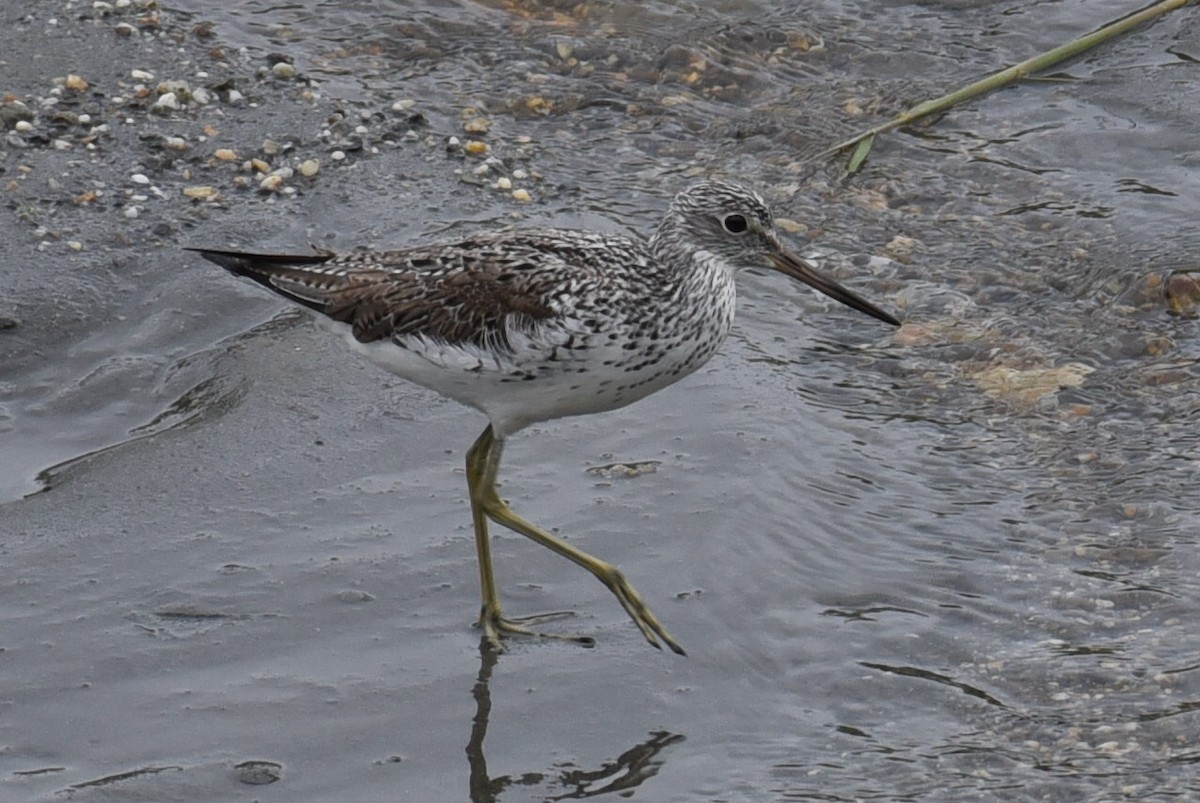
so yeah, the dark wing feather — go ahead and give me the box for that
[187,233,616,350]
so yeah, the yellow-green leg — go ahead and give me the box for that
[465,425,685,655]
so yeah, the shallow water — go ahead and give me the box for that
[2,0,1199,800]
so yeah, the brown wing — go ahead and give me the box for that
[188,231,632,350]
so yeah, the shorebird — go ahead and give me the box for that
[190,180,899,655]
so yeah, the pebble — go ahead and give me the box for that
[391,99,416,112]
[183,185,217,199]
[330,150,346,161]
[495,176,512,191]
[463,118,491,134]
[64,74,89,92]
[124,206,140,219]
[157,79,191,101]
[130,173,151,185]
[249,158,270,173]
[191,86,211,105]
[164,136,188,151]
[213,148,237,161]
[1165,271,1200,315]
[130,68,154,81]
[151,92,179,113]
[464,140,488,155]
[512,188,532,202]
[14,120,33,133]
[227,89,244,105]
[271,62,297,79]
[259,174,284,192]
[67,240,83,251]
[299,159,319,177]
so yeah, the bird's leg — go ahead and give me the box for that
[466,426,582,651]
[466,425,686,656]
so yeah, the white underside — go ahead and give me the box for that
[315,315,709,437]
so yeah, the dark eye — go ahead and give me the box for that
[722,214,749,234]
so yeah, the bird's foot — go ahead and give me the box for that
[600,567,688,656]
[477,607,595,652]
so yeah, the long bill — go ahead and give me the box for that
[768,250,900,326]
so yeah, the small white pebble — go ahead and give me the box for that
[259,174,283,192]
[130,173,151,185]
[391,99,415,111]
[330,150,346,161]
[14,120,33,133]
[511,188,532,203]
[164,136,187,151]
[227,89,244,105]
[511,168,528,179]
[77,113,92,124]
[495,176,512,191]
[191,87,211,106]
[67,240,83,251]
[124,206,140,219]
[299,159,319,177]
[271,62,297,79]
[130,68,154,81]
[152,92,179,113]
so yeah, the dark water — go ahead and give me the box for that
[2,0,1198,800]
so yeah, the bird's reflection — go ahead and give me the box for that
[466,639,685,801]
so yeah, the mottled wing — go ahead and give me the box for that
[188,231,628,351]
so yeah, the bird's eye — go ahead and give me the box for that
[722,214,749,234]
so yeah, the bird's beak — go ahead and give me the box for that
[768,249,900,326]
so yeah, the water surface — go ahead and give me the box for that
[2,0,1198,800]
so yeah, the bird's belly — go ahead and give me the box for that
[330,316,727,436]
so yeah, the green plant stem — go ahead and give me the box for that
[819,0,1194,163]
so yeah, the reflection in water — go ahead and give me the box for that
[465,640,685,801]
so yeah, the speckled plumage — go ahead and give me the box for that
[190,180,899,653]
